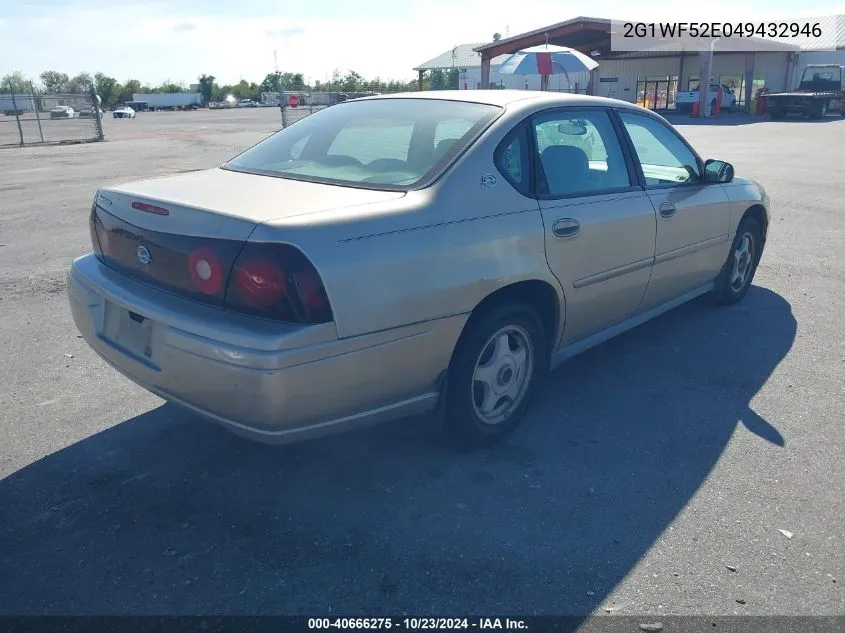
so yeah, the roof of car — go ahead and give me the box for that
[360,89,648,112]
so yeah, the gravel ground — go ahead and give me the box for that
[0,107,843,617]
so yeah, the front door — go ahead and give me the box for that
[616,111,731,310]
[532,108,657,346]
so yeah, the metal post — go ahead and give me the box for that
[9,83,24,147]
[30,82,44,143]
[481,56,491,89]
[91,85,104,141]
[704,38,720,116]
[697,51,709,117]
[744,52,756,114]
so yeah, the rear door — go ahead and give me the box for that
[532,107,657,346]
[616,111,731,310]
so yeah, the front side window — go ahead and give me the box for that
[532,109,631,197]
[224,99,502,190]
[618,112,702,186]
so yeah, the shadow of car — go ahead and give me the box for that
[0,286,794,615]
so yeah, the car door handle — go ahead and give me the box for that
[659,202,677,218]
[552,219,581,239]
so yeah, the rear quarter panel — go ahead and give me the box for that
[251,107,563,341]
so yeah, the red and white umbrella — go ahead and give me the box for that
[498,44,599,90]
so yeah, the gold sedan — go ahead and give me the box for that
[68,91,770,446]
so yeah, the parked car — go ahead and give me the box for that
[676,84,737,113]
[69,91,770,447]
[236,99,259,108]
[78,106,104,118]
[113,106,136,119]
[49,105,74,119]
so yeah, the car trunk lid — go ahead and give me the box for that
[91,167,405,308]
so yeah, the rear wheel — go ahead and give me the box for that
[445,303,547,448]
[714,216,762,305]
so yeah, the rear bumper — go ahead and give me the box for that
[68,253,465,443]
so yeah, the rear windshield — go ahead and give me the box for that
[223,98,502,190]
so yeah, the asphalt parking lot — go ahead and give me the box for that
[0,107,843,617]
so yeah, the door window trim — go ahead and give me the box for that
[611,108,706,191]
[528,106,644,202]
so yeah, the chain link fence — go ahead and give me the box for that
[280,103,329,128]
[1,83,103,147]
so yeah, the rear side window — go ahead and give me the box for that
[532,109,631,197]
[494,123,531,196]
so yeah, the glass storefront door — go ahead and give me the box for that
[636,77,679,110]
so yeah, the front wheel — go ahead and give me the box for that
[714,216,762,305]
[445,304,548,448]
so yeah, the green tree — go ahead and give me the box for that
[260,72,282,93]
[2,71,31,93]
[198,74,216,103]
[340,70,363,92]
[261,72,306,93]
[119,79,143,103]
[231,80,259,100]
[94,73,121,108]
[157,80,185,93]
[68,73,93,93]
[40,70,70,94]
[430,70,447,90]
[446,68,459,90]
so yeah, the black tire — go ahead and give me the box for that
[714,216,763,305]
[444,303,548,448]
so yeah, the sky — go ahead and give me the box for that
[1,0,844,86]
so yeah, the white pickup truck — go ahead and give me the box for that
[676,84,737,113]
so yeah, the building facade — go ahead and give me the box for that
[417,17,844,112]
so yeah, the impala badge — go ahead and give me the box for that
[136,245,152,265]
[481,174,498,187]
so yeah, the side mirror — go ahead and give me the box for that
[704,159,734,183]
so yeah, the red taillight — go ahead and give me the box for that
[132,201,170,216]
[224,243,333,324]
[89,205,111,258]
[233,258,287,307]
[293,269,329,311]
[188,246,223,295]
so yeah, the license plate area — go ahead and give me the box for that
[103,301,155,360]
